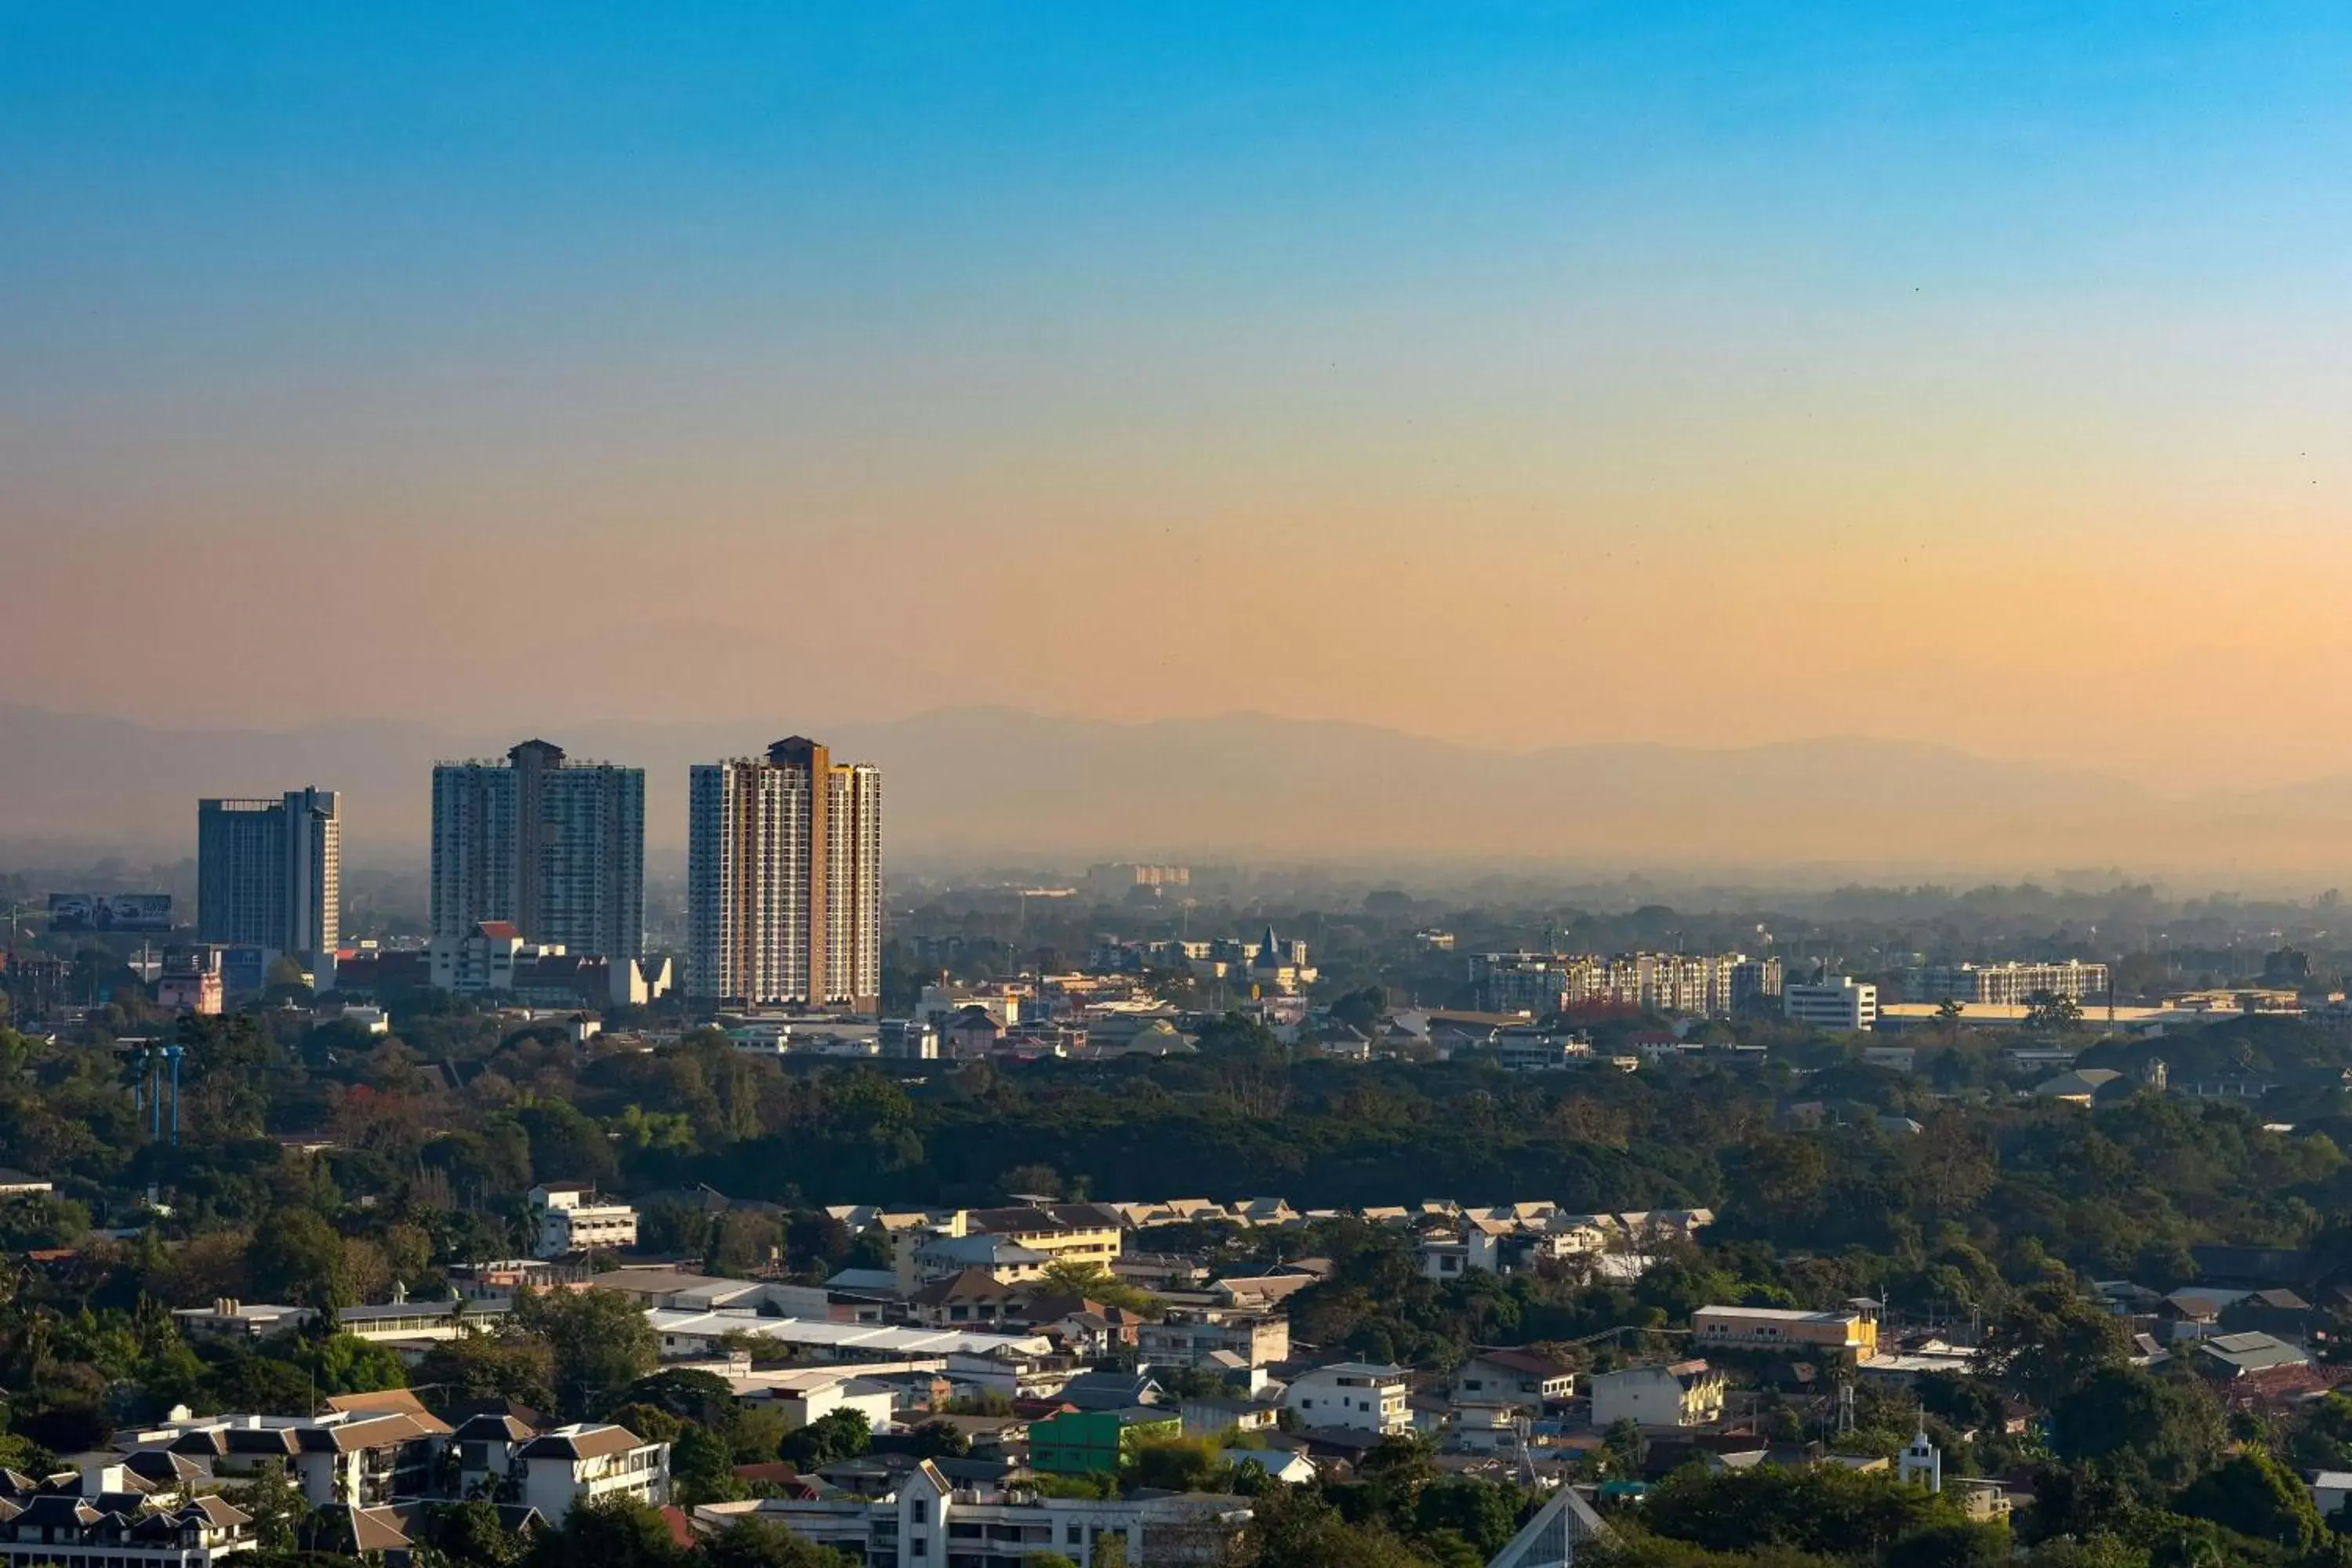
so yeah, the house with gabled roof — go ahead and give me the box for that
[514,1424,670,1519]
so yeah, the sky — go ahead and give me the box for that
[5,2,2351,791]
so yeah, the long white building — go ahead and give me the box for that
[696,1464,1251,1568]
[1472,951,1780,1017]
[687,737,881,1011]
[1904,960,2111,1006]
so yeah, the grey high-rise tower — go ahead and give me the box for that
[197,788,341,960]
[430,740,644,960]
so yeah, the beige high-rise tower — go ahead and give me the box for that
[687,737,881,1010]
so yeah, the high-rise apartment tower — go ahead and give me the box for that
[430,740,644,960]
[197,788,341,960]
[687,737,881,1010]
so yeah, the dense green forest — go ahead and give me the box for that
[10,1009,2352,1284]
[14,1004,2352,1564]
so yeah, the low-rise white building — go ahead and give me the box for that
[529,1182,638,1258]
[695,1461,1250,1568]
[646,1308,1051,1367]
[170,1300,317,1340]
[0,1167,53,1197]
[1784,978,1878,1033]
[1282,1361,1410,1435]
[723,1367,900,1433]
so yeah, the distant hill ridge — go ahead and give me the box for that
[5,703,2352,876]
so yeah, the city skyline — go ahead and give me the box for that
[6,6,2352,793]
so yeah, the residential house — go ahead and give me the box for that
[1054,1372,1165,1413]
[1446,1402,1528,1454]
[908,1269,1022,1327]
[894,1203,1123,1294]
[1417,1225,1502,1283]
[1138,1310,1290,1372]
[1588,1362,1728,1430]
[2222,1289,2315,1343]
[2032,1069,2126,1106]
[514,1425,670,1519]
[1454,1348,1575,1410]
[723,1369,899,1435]
[2162,1289,2244,1344]
[909,1234,1051,1289]
[0,1468,257,1568]
[1178,1398,1283,1440]
[1282,1363,1410,1435]
[121,1406,452,1511]
[2195,1332,2312,1382]
[451,1410,540,1499]
[1207,1272,1320,1312]
[944,1345,1081,1403]
[943,1007,1004,1057]
[586,1266,767,1311]
[1015,1293,1148,1355]
[1219,1449,1317,1486]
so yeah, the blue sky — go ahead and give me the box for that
[5,3,2350,780]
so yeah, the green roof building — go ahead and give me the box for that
[1029,1408,1181,1475]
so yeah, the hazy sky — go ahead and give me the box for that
[6,3,2350,789]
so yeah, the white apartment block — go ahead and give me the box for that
[1784,978,1878,1032]
[530,1183,639,1258]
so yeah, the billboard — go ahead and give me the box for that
[47,893,173,933]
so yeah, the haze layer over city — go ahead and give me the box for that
[12,9,2352,1568]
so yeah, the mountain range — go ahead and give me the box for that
[5,704,2352,880]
